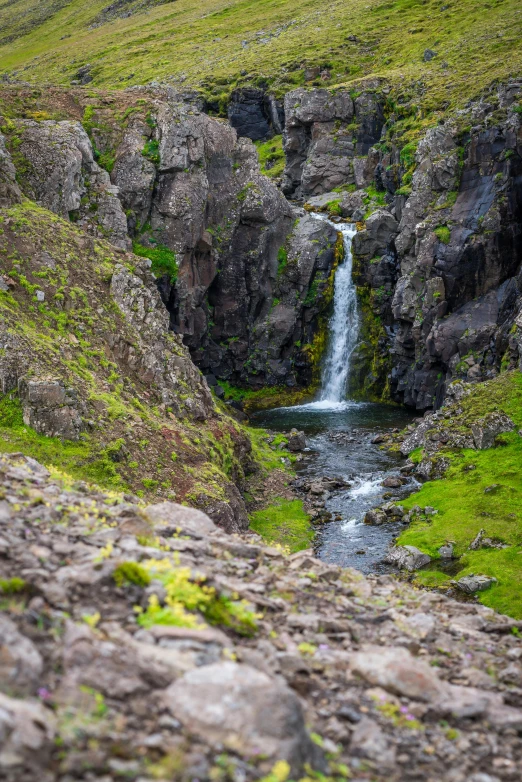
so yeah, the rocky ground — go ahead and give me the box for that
[1,451,522,782]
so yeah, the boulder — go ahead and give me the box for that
[0,616,43,695]
[471,412,514,449]
[18,379,83,441]
[453,574,498,594]
[351,645,445,702]
[143,501,217,538]
[0,692,56,772]
[385,545,431,571]
[163,661,321,774]
[287,429,306,452]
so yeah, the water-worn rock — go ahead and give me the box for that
[287,429,306,451]
[385,545,431,571]
[163,661,320,774]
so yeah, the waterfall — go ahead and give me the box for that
[319,221,359,404]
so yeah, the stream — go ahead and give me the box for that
[253,216,416,573]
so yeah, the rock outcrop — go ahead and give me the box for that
[282,86,385,198]
[1,450,521,782]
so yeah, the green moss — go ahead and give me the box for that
[350,285,391,402]
[434,225,451,244]
[0,577,26,594]
[132,240,178,282]
[138,559,259,636]
[0,392,125,489]
[250,498,314,553]
[255,135,285,179]
[113,561,151,588]
[276,246,288,277]
[142,139,160,166]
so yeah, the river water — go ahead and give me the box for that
[253,216,416,573]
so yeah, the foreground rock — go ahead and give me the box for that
[0,451,521,781]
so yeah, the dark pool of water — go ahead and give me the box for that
[253,400,417,573]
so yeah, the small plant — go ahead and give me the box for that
[132,241,178,283]
[434,225,451,244]
[142,139,160,165]
[0,577,26,594]
[113,561,151,588]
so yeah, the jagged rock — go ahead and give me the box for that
[350,717,396,767]
[7,119,130,249]
[471,412,514,449]
[18,379,83,441]
[351,645,445,702]
[163,661,321,774]
[385,545,432,571]
[282,88,385,197]
[453,574,498,594]
[340,189,365,219]
[0,131,22,207]
[0,616,43,695]
[0,692,56,772]
[110,261,214,420]
[227,88,283,141]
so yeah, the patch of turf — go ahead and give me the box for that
[249,497,314,552]
[399,372,522,618]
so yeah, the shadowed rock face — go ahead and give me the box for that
[110,94,339,388]
[227,88,284,141]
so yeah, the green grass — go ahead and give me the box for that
[400,371,522,618]
[249,497,314,553]
[255,135,285,179]
[0,0,520,125]
[132,241,178,282]
[434,225,451,244]
[0,394,126,489]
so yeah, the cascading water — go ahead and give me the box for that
[318,221,359,404]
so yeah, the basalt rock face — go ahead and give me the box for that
[6,119,131,249]
[284,81,522,409]
[227,87,284,141]
[1,86,337,390]
[282,87,386,198]
[109,92,338,387]
[388,97,522,409]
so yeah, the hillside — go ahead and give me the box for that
[0,0,521,117]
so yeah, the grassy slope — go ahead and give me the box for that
[0,0,520,117]
[399,372,522,618]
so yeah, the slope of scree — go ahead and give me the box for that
[1,451,522,782]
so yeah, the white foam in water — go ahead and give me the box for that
[350,476,383,498]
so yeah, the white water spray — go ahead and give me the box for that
[318,221,359,404]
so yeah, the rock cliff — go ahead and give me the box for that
[289,80,522,409]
